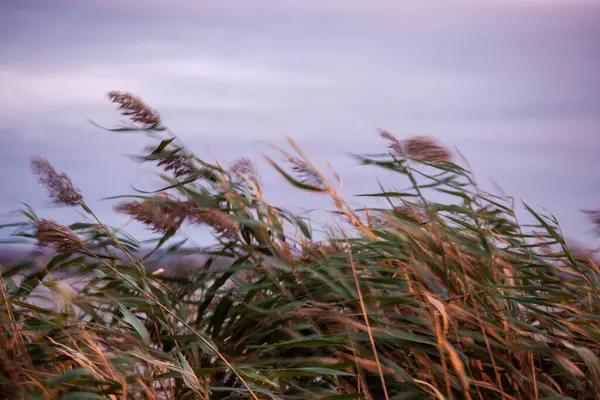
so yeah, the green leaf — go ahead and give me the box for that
[274,367,354,378]
[118,304,151,346]
[538,397,576,400]
[356,191,418,198]
[255,335,347,349]
[49,369,96,387]
[295,216,313,239]
[60,393,105,400]
[210,294,233,339]
[178,352,203,392]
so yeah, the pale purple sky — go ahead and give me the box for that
[0,0,599,245]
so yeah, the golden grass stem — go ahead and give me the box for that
[342,231,390,400]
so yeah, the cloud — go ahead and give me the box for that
[0,56,334,125]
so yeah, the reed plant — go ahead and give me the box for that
[1,92,599,399]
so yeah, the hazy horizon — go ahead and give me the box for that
[1,0,599,247]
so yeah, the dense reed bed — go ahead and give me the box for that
[1,92,599,399]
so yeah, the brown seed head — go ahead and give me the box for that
[379,129,404,156]
[188,207,240,239]
[107,91,162,128]
[31,157,82,206]
[36,219,85,254]
[288,157,324,187]
[114,195,188,234]
[145,145,194,178]
[403,136,452,163]
[301,240,343,261]
[231,157,260,183]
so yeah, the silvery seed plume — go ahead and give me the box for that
[36,219,85,254]
[31,157,82,206]
[403,136,452,163]
[108,91,162,128]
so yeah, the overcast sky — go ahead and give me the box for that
[0,0,599,246]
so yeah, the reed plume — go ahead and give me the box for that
[288,156,324,186]
[115,194,239,239]
[107,91,162,129]
[35,219,85,253]
[403,136,452,163]
[379,129,404,155]
[188,207,240,239]
[145,145,194,178]
[114,195,188,234]
[380,131,452,163]
[31,157,82,206]
[231,157,260,184]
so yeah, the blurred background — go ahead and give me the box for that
[0,0,599,250]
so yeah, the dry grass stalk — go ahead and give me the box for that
[107,91,162,128]
[342,231,390,400]
[31,157,82,206]
[36,219,85,253]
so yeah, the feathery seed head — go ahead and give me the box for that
[403,136,452,163]
[114,195,188,234]
[31,157,82,206]
[115,194,240,239]
[379,131,452,163]
[288,157,324,187]
[379,129,404,156]
[107,91,162,128]
[188,207,240,239]
[231,157,260,184]
[145,145,194,178]
[36,219,85,254]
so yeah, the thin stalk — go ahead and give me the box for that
[342,231,389,400]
